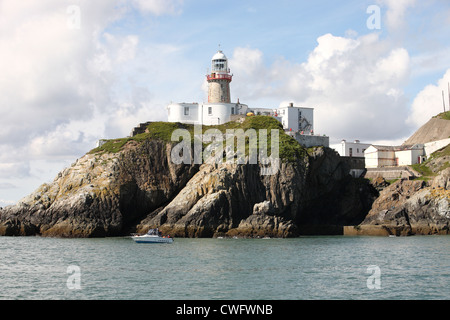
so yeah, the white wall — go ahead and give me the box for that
[202,103,230,125]
[364,146,396,168]
[298,107,314,133]
[396,150,413,166]
[396,148,424,166]
[277,105,314,133]
[364,146,379,168]
[167,103,200,124]
[424,138,450,156]
[334,141,371,157]
[279,106,298,131]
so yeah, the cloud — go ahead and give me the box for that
[407,68,450,127]
[0,1,119,148]
[131,0,184,16]
[0,162,31,179]
[230,33,412,142]
[378,0,417,31]
[0,0,184,194]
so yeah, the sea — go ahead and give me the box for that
[0,235,449,300]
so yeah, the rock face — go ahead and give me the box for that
[0,133,376,238]
[136,145,376,237]
[345,168,450,236]
[403,115,450,145]
[0,140,198,237]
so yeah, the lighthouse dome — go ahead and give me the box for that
[211,50,229,73]
[212,50,227,61]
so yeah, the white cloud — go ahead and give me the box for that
[229,33,412,142]
[378,0,417,31]
[131,0,184,16]
[407,68,450,127]
[0,162,31,179]
[0,0,186,206]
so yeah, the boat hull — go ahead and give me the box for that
[132,236,174,244]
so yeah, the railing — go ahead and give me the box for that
[207,73,233,81]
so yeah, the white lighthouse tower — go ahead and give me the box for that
[207,50,232,103]
[167,49,248,125]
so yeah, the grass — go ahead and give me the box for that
[427,143,450,161]
[386,178,399,184]
[410,163,436,177]
[410,143,450,178]
[433,111,450,120]
[89,116,309,162]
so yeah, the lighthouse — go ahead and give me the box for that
[207,50,232,103]
[167,49,248,125]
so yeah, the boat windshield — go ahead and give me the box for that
[146,228,159,235]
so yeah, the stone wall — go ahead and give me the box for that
[293,133,329,148]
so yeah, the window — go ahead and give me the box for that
[349,148,353,157]
[184,107,189,116]
[208,107,212,115]
[231,107,235,114]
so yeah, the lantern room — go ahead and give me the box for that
[211,50,229,73]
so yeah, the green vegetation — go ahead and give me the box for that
[411,163,435,177]
[386,178,399,185]
[410,143,450,178]
[89,116,308,162]
[89,122,193,154]
[427,143,450,161]
[433,111,450,120]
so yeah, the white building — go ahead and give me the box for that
[167,101,248,126]
[331,140,371,157]
[167,50,316,134]
[274,103,314,133]
[364,144,425,168]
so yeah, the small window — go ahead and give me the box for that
[184,107,189,116]
[208,107,212,115]
[231,107,235,114]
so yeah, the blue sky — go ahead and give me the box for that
[1,0,450,206]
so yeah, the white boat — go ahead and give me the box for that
[132,228,174,244]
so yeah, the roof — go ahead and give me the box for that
[212,50,227,61]
[370,145,400,151]
[368,144,423,152]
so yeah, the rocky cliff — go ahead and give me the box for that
[345,145,450,236]
[403,111,450,145]
[0,117,377,238]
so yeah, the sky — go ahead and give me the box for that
[1,0,450,207]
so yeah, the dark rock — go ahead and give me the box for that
[0,139,378,238]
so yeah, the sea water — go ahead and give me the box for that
[0,235,448,300]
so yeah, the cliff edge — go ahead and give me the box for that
[0,117,376,237]
[345,143,450,236]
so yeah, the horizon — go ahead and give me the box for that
[1,0,450,207]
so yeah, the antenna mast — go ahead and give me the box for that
[443,90,446,112]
